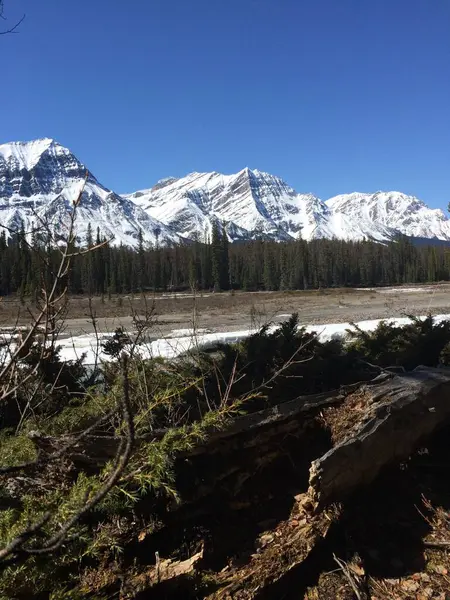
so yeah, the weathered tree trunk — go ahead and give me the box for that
[308,366,450,508]
[202,367,450,599]
[29,368,450,515]
[30,367,450,599]
[28,386,349,467]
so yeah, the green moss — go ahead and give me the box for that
[42,391,113,435]
[0,431,37,467]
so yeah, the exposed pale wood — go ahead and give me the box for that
[206,506,336,599]
[308,366,450,507]
[147,547,204,585]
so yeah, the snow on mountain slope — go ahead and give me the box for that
[326,192,450,241]
[2,138,450,247]
[129,169,450,243]
[0,138,55,171]
[126,168,335,241]
[0,139,181,247]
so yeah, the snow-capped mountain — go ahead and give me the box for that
[125,168,336,242]
[326,191,450,241]
[0,138,181,246]
[1,138,450,247]
[126,169,450,244]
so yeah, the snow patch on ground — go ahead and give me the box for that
[166,328,213,338]
[357,286,439,294]
[51,313,450,364]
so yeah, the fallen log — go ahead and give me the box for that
[22,377,385,511]
[27,384,356,468]
[308,366,450,508]
[27,366,450,512]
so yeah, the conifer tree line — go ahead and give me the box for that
[0,222,450,297]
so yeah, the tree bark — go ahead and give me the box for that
[308,366,450,508]
[28,386,350,467]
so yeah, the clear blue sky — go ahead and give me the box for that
[2,0,450,207]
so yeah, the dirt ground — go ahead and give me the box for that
[1,283,450,337]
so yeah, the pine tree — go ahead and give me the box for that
[93,227,106,294]
[136,228,145,291]
[200,236,212,290]
[0,229,446,298]
[188,234,202,290]
[86,223,93,248]
[263,242,277,291]
[220,223,230,290]
[109,250,117,296]
[82,223,94,294]
[211,221,222,291]
[279,245,290,290]
[246,240,262,290]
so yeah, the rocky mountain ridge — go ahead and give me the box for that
[1,138,449,246]
[0,138,181,246]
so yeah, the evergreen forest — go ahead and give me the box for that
[1,222,450,298]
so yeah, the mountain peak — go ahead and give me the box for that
[326,191,450,241]
[0,138,61,171]
[0,137,58,151]
[2,138,449,247]
[237,167,263,178]
[0,138,180,248]
[125,170,450,244]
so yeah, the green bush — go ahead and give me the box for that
[347,315,450,370]
[3,313,450,597]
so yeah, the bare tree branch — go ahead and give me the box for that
[0,175,88,404]
[0,1,25,35]
[0,354,134,562]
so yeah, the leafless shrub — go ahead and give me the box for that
[0,176,135,564]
